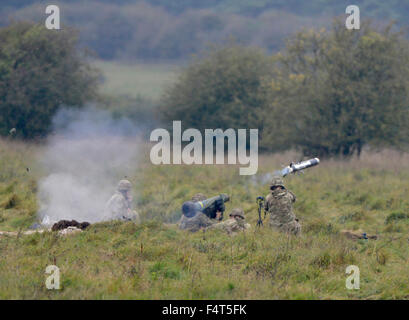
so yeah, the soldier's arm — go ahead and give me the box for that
[287,190,296,202]
[264,194,271,211]
[199,213,218,228]
[207,221,224,230]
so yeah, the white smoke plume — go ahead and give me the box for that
[37,106,140,225]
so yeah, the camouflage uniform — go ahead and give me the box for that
[105,180,141,223]
[265,177,301,236]
[179,212,217,232]
[210,208,250,234]
[191,193,207,202]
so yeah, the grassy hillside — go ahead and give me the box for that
[1,139,409,299]
[93,60,178,100]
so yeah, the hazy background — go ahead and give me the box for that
[2,1,405,121]
[1,1,408,154]
[1,1,406,121]
[1,1,406,61]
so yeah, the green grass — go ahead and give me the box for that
[93,60,179,100]
[1,139,409,299]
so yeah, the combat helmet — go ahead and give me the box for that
[117,179,132,192]
[270,176,285,190]
[229,208,245,219]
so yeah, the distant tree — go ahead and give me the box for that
[159,44,274,135]
[269,19,409,157]
[0,22,99,138]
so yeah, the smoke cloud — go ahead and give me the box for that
[37,106,140,225]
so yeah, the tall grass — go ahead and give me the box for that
[0,140,409,299]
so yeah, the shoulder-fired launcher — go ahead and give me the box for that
[182,194,230,221]
[276,158,320,177]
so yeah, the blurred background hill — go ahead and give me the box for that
[1,0,408,61]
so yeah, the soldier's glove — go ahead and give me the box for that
[215,199,225,213]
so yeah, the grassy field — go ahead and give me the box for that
[92,60,179,100]
[1,138,409,299]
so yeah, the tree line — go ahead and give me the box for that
[1,19,409,158]
[2,0,409,60]
[161,20,409,157]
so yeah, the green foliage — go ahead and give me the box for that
[0,22,99,139]
[0,194,20,209]
[160,44,274,134]
[385,212,409,224]
[0,140,39,231]
[270,19,409,157]
[159,20,409,155]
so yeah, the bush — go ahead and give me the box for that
[270,19,409,157]
[0,22,99,139]
[385,212,409,224]
[160,44,274,135]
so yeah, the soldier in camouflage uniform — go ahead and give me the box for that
[209,208,251,234]
[105,179,141,223]
[179,201,219,232]
[191,193,207,202]
[264,176,301,236]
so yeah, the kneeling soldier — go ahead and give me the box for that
[265,176,301,236]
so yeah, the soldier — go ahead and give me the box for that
[264,176,301,236]
[209,208,251,234]
[191,193,206,202]
[179,201,220,232]
[105,179,141,223]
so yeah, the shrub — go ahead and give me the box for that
[271,19,409,157]
[385,212,409,224]
[0,22,99,139]
[160,44,274,138]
